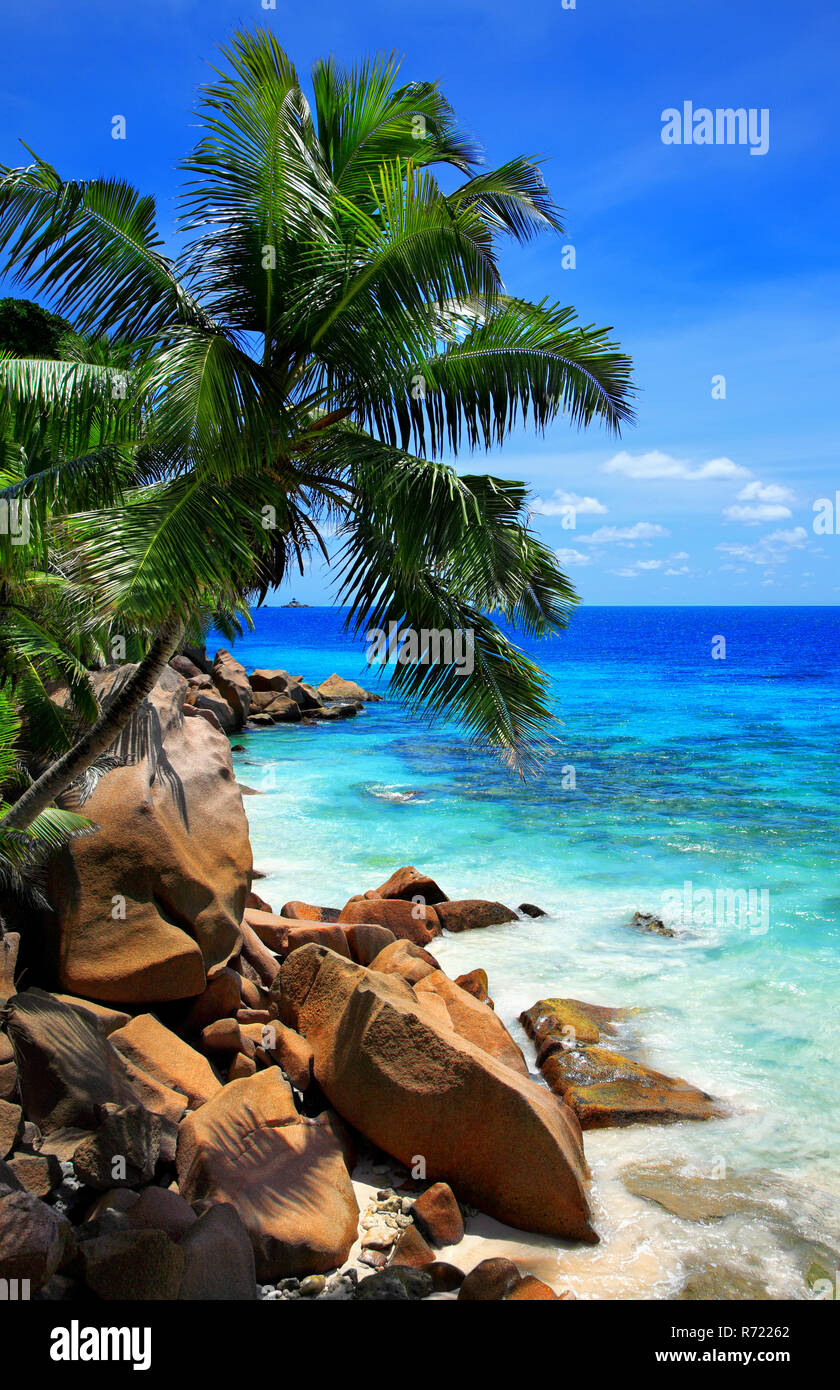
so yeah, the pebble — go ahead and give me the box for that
[299,1275,326,1297]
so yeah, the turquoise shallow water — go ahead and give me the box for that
[212,606,840,1295]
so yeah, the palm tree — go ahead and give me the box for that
[0,29,634,837]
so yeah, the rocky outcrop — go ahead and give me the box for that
[176,1069,359,1279]
[4,990,187,1134]
[317,674,382,703]
[26,666,251,1003]
[520,997,723,1129]
[249,669,300,693]
[276,945,595,1242]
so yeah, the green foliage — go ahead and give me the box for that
[0,297,73,358]
[0,28,636,778]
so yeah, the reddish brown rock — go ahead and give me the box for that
[0,1190,71,1290]
[246,888,274,913]
[255,696,302,724]
[0,931,20,1003]
[390,1222,436,1268]
[170,653,203,680]
[242,909,294,952]
[342,923,396,965]
[110,1014,221,1110]
[285,924,352,959]
[541,1045,724,1129]
[27,667,250,1003]
[278,947,595,1243]
[454,968,493,1007]
[79,1229,185,1300]
[427,1261,465,1292]
[238,923,281,987]
[411,1182,464,1247]
[6,1153,62,1198]
[125,1187,197,1241]
[183,969,244,1033]
[212,648,252,728]
[317,673,382,703]
[372,866,449,905]
[285,681,322,712]
[281,901,341,923]
[177,1201,256,1300]
[368,939,440,985]
[176,1069,359,1279]
[228,1053,257,1081]
[506,1275,560,1300]
[259,1022,314,1092]
[73,1103,162,1189]
[415,970,528,1075]
[338,898,440,946]
[435,900,516,933]
[200,1018,254,1058]
[249,668,300,693]
[458,1257,522,1301]
[51,996,131,1036]
[0,1098,22,1159]
[4,990,184,1134]
[185,687,237,732]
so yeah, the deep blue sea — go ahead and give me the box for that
[211,606,840,1296]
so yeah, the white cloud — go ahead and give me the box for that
[716,526,809,568]
[554,547,593,567]
[602,450,749,482]
[723,503,793,523]
[636,559,662,570]
[723,479,796,524]
[582,522,669,545]
[736,481,796,504]
[533,489,608,517]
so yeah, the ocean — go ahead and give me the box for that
[211,605,840,1298]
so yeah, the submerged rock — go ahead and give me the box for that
[631,911,677,937]
[541,1045,724,1128]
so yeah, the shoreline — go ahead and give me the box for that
[1,650,836,1304]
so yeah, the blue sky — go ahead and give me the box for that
[2,0,838,604]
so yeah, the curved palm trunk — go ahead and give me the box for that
[1,616,184,832]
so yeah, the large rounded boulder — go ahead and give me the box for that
[276,945,596,1243]
[24,667,251,1003]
